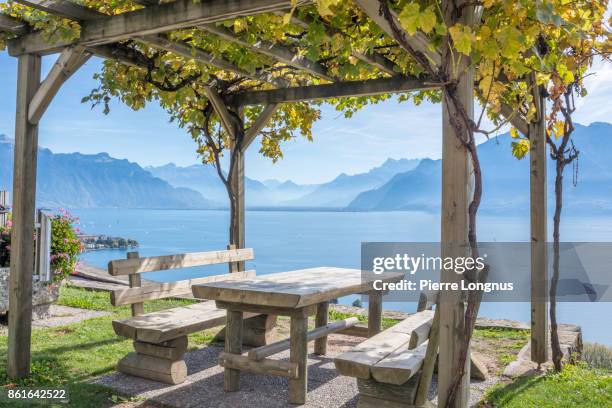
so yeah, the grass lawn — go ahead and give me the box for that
[482,363,612,408]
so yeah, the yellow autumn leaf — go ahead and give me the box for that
[510,127,520,138]
[553,120,565,140]
[419,6,437,34]
[316,0,340,17]
[449,24,475,55]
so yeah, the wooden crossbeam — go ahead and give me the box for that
[15,0,103,20]
[279,12,399,76]
[12,0,286,89]
[28,47,91,124]
[229,76,436,105]
[244,104,280,149]
[0,14,28,35]
[203,85,237,138]
[200,23,334,81]
[354,0,441,69]
[140,34,255,80]
[8,0,307,56]
[248,317,359,360]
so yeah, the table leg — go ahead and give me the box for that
[368,291,383,337]
[314,302,329,355]
[289,314,308,404]
[224,309,243,392]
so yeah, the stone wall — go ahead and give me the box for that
[0,267,60,319]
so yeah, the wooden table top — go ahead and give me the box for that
[192,267,404,309]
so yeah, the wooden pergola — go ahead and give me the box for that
[0,1,548,407]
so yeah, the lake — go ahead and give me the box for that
[74,208,612,345]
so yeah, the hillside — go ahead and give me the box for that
[0,136,210,209]
[286,158,421,207]
[146,163,318,207]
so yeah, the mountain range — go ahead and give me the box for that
[146,158,419,208]
[348,122,612,214]
[0,135,210,209]
[0,121,611,212]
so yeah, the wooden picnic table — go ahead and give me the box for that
[192,267,404,405]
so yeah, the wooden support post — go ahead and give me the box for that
[368,291,383,337]
[8,53,41,379]
[438,3,474,406]
[228,144,245,273]
[529,80,548,364]
[224,309,243,392]
[127,252,144,316]
[314,302,329,355]
[289,314,308,405]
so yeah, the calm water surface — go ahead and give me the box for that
[74,208,612,344]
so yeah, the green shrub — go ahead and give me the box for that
[583,342,612,371]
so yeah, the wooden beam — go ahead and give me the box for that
[8,53,41,379]
[141,34,288,88]
[354,0,441,69]
[219,352,298,379]
[140,35,253,80]
[111,270,256,306]
[0,14,28,35]
[14,0,103,20]
[202,85,238,138]
[244,104,280,149]
[279,12,399,76]
[108,248,254,275]
[500,102,529,136]
[529,74,548,364]
[230,76,435,105]
[352,50,399,76]
[28,47,91,124]
[12,1,284,89]
[8,0,306,56]
[247,317,358,360]
[199,23,334,81]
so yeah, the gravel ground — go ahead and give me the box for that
[94,333,495,408]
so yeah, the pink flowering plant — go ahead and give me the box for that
[0,209,84,283]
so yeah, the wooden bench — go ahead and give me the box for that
[334,310,437,408]
[108,247,270,384]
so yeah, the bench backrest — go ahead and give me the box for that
[108,248,255,312]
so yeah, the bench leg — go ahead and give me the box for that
[314,302,329,355]
[117,337,189,384]
[118,352,187,384]
[368,291,383,337]
[289,314,308,404]
[224,309,243,392]
[357,376,422,408]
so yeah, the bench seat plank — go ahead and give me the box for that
[371,340,429,385]
[334,310,434,379]
[112,301,226,343]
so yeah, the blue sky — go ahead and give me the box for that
[0,53,610,184]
